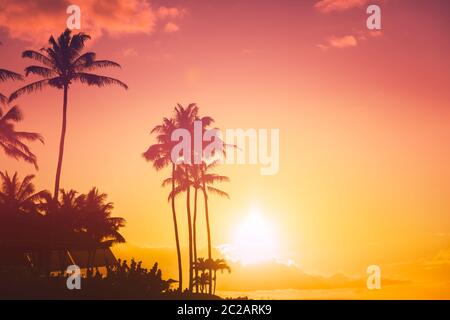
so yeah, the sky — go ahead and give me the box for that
[1,0,450,298]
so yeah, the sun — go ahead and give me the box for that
[225,207,280,265]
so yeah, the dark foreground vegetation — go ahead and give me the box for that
[0,259,222,300]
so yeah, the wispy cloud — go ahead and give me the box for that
[157,6,187,19]
[163,22,180,33]
[318,30,383,50]
[329,35,358,48]
[314,0,370,13]
[318,35,358,50]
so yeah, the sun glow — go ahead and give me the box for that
[224,208,280,265]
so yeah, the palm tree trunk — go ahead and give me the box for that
[186,180,194,291]
[202,183,213,295]
[53,84,68,201]
[171,164,183,291]
[193,187,198,293]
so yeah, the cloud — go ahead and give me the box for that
[0,0,185,44]
[314,0,370,13]
[329,35,358,48]
[157,6,187,19]
[318,35,358,50]
[163,22,179,33]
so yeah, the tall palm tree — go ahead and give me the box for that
[9,29,128,201]
[199,161,230,294]
[143,117,183,291]
[190,116,217,293]
[0,105,43,168]
[190,165,201,292]
[172,103,199,292]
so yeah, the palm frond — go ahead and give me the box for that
[1,105,23,122]
[24,65,56,78]
[13,131,44,143]
[82,60,122,71]
[73,72,128,90]
[8,79,52,102]
[22,50,55,67]
[0,93,7,105]
[73,52,96,68]
[69,31,91,53]
[206,186,230,199]
[0,68,23,82]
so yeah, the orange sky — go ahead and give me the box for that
[1,0,450,298]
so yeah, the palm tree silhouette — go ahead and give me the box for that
[9,29,127,201]
[78,187,126,270]
[143,117,183,291]
[209,258,231,295]
[189,165,201,292]
[190,116,217,293]
[36,186,126,273]
[173,103,198,292]
[199,161,229,294]
[0,171,49,253]
[193,258,210,293]
[0,171,47,215]
[0,105,43,169]
[0,50,40,167]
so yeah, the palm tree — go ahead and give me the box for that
[190,116,216,293]
[172,103,199,292]
[0,171,48,247]
[0,48,40,167]
[199,161,230,294]
[77,187,126,270]
[193,258,210,293]
[143,117,183,291]
[0,171,47,216]
[0,105,43,168]
[9,29,128,201]
[208,258,231,294]
[190,165,201,292]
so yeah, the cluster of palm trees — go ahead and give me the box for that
[194,258,231,294]
[0,171,125,272]
[143,104,231,294]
